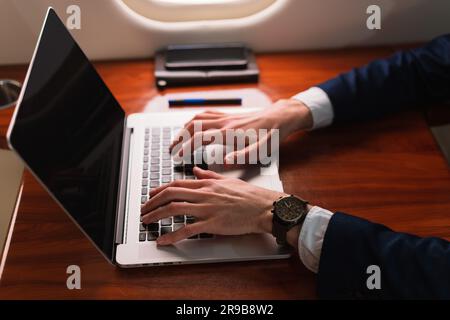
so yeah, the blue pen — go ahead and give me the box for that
[168,98,242,107]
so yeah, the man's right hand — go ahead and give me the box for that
[170,99,313,163]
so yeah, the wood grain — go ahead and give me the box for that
[0,47,449,299]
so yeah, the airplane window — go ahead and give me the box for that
[121,0,277,22]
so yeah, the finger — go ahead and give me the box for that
[141,187,206,215]
[149,179,207,198]
[184,119,223,137]
[170,119,223,152]
[202,110,226,115]
[225,129,277,165]
[193,166,225,180]
[225,144,258,165]
[191,112,225,120]
[142,202,208,225]
[179,131,215,158]
[157,221,207,245]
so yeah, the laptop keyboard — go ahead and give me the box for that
[139,126,213,242]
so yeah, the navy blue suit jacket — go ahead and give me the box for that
[315,35,450,299]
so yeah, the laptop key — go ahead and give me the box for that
[147,232,158,241]
[173,223,184,231]
[173,163,184,172]
[139,233,146,242]
[151,144,160,150]
[142,179,148,186]
[143,163,149,171]
[144,141,149,148]
[141,196,147,204]
[150,172,160,180]
[150,180,160,188]
[160,226,172,235]
[140,223,147,232]
[161,218,172,226]
[174,215,185,223]
[150,166,160,172]
[147,223,159,232]
[186,216,195,224]
[162,168,171,175]
[143,156,149,163]
[162,176,171,184]
[142,171,148,179]
[162,161,172,168]
[173,173,183,180]
[141,187,148,195]
[151,158,160,165]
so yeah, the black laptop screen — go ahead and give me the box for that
[8,9,125,260]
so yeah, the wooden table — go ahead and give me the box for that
[1,48,450,299]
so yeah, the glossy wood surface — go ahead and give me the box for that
[0,48,449,299]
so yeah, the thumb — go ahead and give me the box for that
[193,166,224,180]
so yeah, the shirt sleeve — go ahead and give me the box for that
[292,87,334,129]
[298,206,333,273]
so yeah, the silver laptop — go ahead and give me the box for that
[7,8,290,267]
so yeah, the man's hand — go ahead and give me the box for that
[170,99,313,163]
[141,167,287,245]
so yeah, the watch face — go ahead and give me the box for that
[276,196,306,222]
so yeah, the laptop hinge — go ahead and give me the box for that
[114,123,133,245]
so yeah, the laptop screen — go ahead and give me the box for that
[8,9,125,261]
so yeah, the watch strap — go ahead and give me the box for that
[272,216,288,246]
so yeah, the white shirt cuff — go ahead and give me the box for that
[292,87,334,129]
[298,206,333,273]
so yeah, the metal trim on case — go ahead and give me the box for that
[114,125,133,246]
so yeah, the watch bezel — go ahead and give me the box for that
[273,195,308,225]
[271,195,309,246]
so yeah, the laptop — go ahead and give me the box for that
[0,150,24,279]
[7,8,289,267]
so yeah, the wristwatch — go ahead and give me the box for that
[271,195,309,246]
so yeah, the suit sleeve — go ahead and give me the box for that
[317,212,450,299]
[317,34,450,123]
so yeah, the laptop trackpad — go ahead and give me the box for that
[136,234,290,263]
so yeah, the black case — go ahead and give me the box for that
[154,46,259,89]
